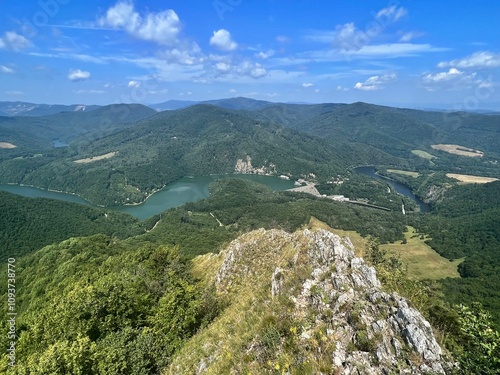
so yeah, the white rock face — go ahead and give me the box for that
[213,228,453,374]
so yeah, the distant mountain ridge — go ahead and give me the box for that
[0,101,101,116]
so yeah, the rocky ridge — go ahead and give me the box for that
[167,228,454,374]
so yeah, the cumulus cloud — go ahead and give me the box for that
[67,69,91,81]
[128,80,141,88]
[302,83,314,88]
[0,65,15,74]
[215,62,231,73]
[337,85,350,92]
[438,51,500,69]
[0,31,31,51]
[99,1,181,45]
[256,50,275,59]
[158,42,205,65]
[236,61,267,78]
[354,73,397,90]
[210,29,238,51]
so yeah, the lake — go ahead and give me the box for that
[0,174,295,220]
[354,166,430,212]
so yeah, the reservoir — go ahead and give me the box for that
[0,174,295,220]
[354,166,430,212]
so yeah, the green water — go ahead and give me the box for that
[0,174,295,220]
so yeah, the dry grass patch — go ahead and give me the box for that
[431,144,484,157]
[74,151,117,164]
[411,150,436,160]
[446,173,499,184]
[387,169,420,178]
[0,142,16,149]
[381,226,462,280]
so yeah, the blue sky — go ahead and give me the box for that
[0,0,499,109]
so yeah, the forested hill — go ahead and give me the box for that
[410,181,500,327]
[0,191,142,261]
[0,103,156,151]
[0,105,347,205]
[245,101,500,157]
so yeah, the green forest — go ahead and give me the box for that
[1,100,500,373]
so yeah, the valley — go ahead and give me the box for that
[1,97,499,374]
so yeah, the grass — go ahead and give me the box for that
[411,149,436,160]
[387,169,420,178]
[380,226,463,280]
[431,144,484,158]
[446,173,499,184]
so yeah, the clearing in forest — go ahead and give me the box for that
[446,173,499,184]
[431,144,484,157]
[74,151,117,164]
[0,142,16,149]
[381,226,462,280]
[411,150,435,160]
[387,169,420,178]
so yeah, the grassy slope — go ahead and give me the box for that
[381,226,462,280]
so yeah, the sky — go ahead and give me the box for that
[0,0,499,110]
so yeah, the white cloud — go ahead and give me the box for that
[99,1,181,45]
[210,29,238,51]
[235,61,267,79]
[354,82,377,91]
[67,69,91,81]
[0,31,31,51]
[399,31,424,43]
[0,65,15,74]
[423,68,464,83]
[329,5,407,51]
[422,68,480,91]
[256,50,275,59]
[128,80,141,88]
[376,5,407,22]
[438,51,500,69]
[354,73,397,90]
[336,85,350,92]
[158,42,205,65]
[216,62,231,72]
[302,83,314,88]
[332,23,365,51]
[5,91,23,96]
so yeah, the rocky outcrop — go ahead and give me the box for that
[169,228,454,374]
[234,155,276,175]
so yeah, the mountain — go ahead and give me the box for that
[0,105,346,205]
[0,103,157,150]
[171,227,453,373]
[201,96,274,110]
[0,101,100,116]
[149,99,199,111]
[250,101,500,156]
[150,97,275,112]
